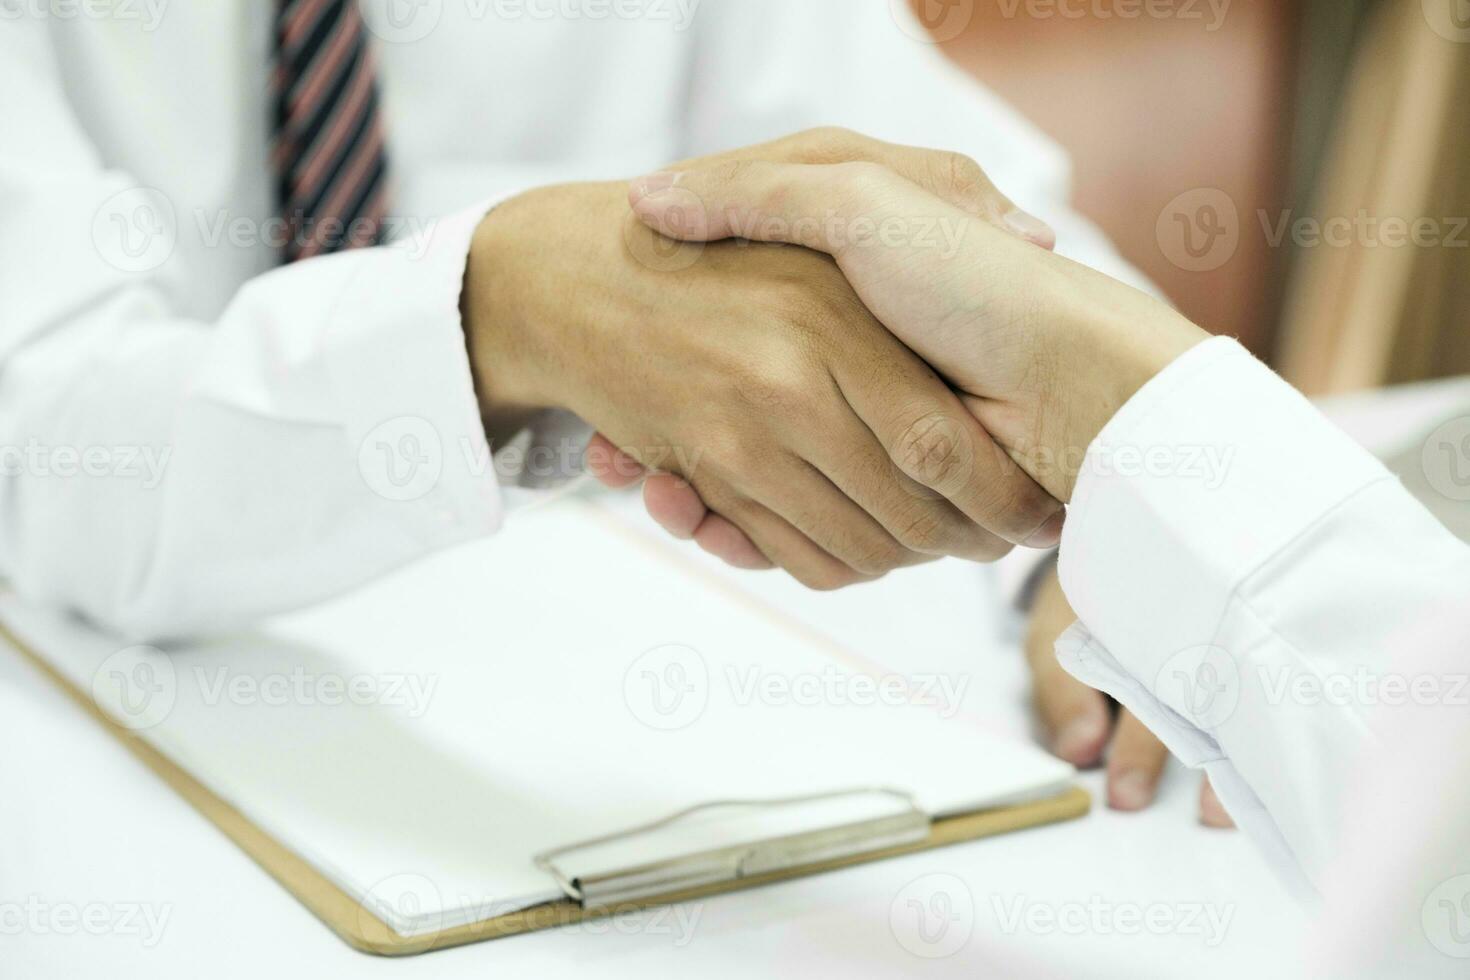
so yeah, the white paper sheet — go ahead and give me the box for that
[4,495,1072,937]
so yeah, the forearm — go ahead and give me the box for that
[1,207,509,641]
[1053,338,1470,892]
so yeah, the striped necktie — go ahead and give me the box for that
[271,0,390,263]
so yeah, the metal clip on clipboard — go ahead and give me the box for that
[533,787,931,909]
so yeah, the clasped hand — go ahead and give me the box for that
[465,129,1074,590]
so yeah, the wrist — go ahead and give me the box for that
[1041,270,1210,501]
[461,193,562,424]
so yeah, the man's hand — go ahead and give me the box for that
[624,155,1211,503]
[461,130,1065,589]
[1026,566,1233,827]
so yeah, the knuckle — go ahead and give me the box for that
[798,126,864,162]
[833,159,891,197]
[732,360,814,415]
[844,535,907,577]
[938,151,989,200]
[894,505,950,554]
[892,411,972,492]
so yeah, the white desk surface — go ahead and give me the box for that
[17,376,1467,978]
[1,572,1301,979]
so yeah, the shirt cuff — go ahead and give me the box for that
[1055,337,1389,715]
[1051,337,1391,898]
[321,196,514,550]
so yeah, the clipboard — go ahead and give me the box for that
[4,620,1088,955]
[1,496,1090,956]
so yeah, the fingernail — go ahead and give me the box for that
[1022,511,1065,549]
[1003,209,1056,249]
[630,171,681,204]
[1108,770,1157,811]
[1052,715,1107,767]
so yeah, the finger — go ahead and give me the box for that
[1199,777,1236,829]
[795,373,1014,561]
[827,336,1063,549]
[630,161,1032,405]
[1024,623,1111,767]
[642,472,707,539]
[629,160,909,252]
[690,513,774,570]
[585,432,647,489]
[643,474,775,570]
[750,457,934,578]
[693,478,877,591]
[667,127,1055,248]
[1106,711,1171,812]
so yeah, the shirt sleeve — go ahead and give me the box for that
[0,24,580,642]
[1054,337,1470,897]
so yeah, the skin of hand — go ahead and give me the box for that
[621,157,1212,506]
[627,157,1231,826]
[461,130,1066,589]
[1026,564,1233,827]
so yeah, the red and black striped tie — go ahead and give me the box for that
[271,0,390,263]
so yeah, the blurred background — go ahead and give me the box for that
[918,0,1468,395]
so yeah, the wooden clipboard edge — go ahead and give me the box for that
[3,617,1090,957]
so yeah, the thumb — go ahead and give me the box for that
[628,160,945,257]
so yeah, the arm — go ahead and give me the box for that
[628,159,1470,900]
[0,27,513,639]
[5,20,1062,637]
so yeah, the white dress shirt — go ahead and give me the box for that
[1055,337,1470,973]
[1,0,1143,640]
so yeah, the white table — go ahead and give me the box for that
[1,574,1303,979]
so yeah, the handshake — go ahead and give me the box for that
[464,128,1209,586]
